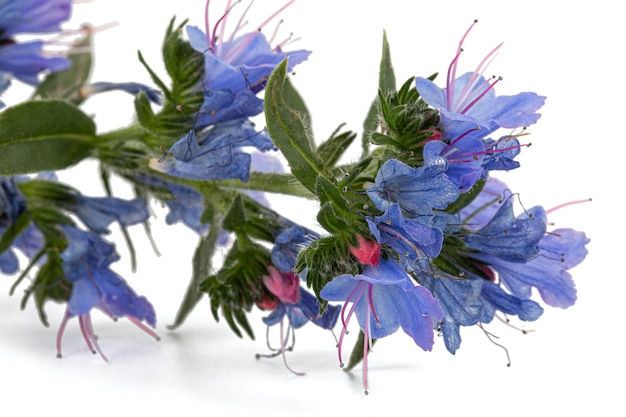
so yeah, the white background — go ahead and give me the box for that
[1,0,622,415]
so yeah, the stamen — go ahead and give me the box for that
[478,323,511,367]
[447,19,478,110]
[459,75,503,114]
[269,19,284,44]
[279,319,305,376]
[224,0,295,62]
[126,316,161,341]
[363,306,371,395]
[56,310,71,358]
[78,315,96,355]
[367,284,380,325]
[546,198,592,215]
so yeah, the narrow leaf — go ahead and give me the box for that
[265,59,323,193]
[167,222,221,330]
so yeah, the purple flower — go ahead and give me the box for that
[424,135,485,192]
[366,203,444,259]
[0,0,73,87]
[81,81,163,104]
[320,258,443,393]
[414,20,545,142]
[0,40,70,86]
[195,87,264,127]
[366,158,459,218]
[270,225,318,272]
[57,226,159,360]
[0,176,44,274]
[150,119,274,182]
[463,197,546,263]
[71,195,150,235]
[186,1,310,94]
[472,228,589,308]
[0,0,72,37]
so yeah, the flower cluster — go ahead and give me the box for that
[0,0,72,105]
[0,1,589,395]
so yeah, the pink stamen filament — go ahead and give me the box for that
[546,198,592,215]
[367,284,380,325]
[363,302,371,395]
[448,141,531,163]
[454,41,503,112]
[79,314,108,362]
[447,19,478,110]
[224,0,295,62]
[458,75,502,114]
[127,316,161,341]
[268,19,284,44]
[338,284,365,366]
[447,126,481,148]
[210,8,233,52]
[56,310,71,358]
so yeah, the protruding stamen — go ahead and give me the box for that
[224,0,295,62]
[126,316,161,341]
[458,75,503,114]
[363,305,371,395]
[56,310,71,358]
[447,19,478,110]
[546,198,592,215]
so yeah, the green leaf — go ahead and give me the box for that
[134,91,159,131]
[379,31,397,95]
[0,211,30,255]
[32,28,93,105]
[317,124,357,169]
[344,330,377,371]
[361,30,396,156]
[0,100,95,175]
[265,59,323,193]
[317,202,348,235]
[222,194,246,232]
[167,223,221,330]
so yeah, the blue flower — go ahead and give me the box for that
[57,226,159,360]
[0,0,72,87]
[414,261,542,354]
[366,158,459,218]
[0,176,44,274]
[195,87,263,127]
[414,21,545,142]
[424,135,485,192]
[270,225,318,272]
[366,203,445,259]
[0,0,72,37]
[463,197,546,263]
[471,228,589,308]
[0,40,70,86]
[81,81,163,104]
[320,258,443,393]
[186,1,310,95]
[150,119,274,182]
[70,195,150,235]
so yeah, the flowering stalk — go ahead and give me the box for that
[0,1,589,394]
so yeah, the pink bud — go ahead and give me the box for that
[350,235,381,266]
[262,266,300,304]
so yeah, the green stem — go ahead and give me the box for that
[96,124,150,144]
